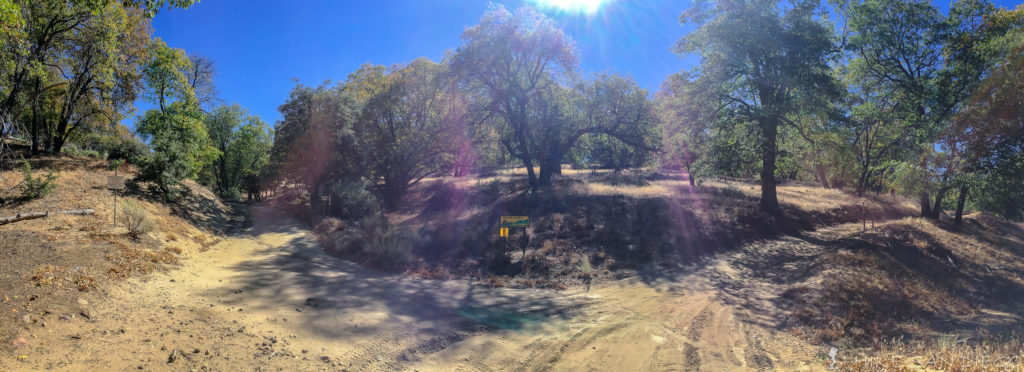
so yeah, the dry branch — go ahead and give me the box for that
[0,208,95,226]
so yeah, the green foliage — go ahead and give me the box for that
[451,5,577,188]
[108,159,126,171]
[347,59,460,209]
[323,177,380,219]
[2,1,152,154]
[137,102,216,200]
[677,0,841,214]
[576,254,593,275]
[122,200,156,239]
[60,143,102,158]
[135,41,217,200]
[270,82,358,202]
[85,127,149,163]
[18,159,57,200]
[143,39,196,110]
[201,104,272,199]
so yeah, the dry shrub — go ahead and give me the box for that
[31,265,64,287]
[150,249,179,264]
[73,274,97,291]
[407,263,454,280]
[358,215,418,268]
[313,217,347,234]
[123,200,156,239]
[32,265,97,291]
[106,244,179,279]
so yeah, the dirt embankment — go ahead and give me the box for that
[0,156,238,355]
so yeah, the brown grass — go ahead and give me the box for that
[837,336,1024,371]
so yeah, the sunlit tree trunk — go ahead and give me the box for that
[759,116,782,216]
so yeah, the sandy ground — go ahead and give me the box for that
[1,205,835,371]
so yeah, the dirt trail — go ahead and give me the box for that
[3,206,834,371]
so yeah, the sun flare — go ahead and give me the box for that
[529,0,611,14]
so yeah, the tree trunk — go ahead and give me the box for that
[524,159,537,189]
[815,165,830,189]
[954,186,968,226]
[930,188,947,220]
[686,161,696,187]
[919,192,932,217]
[30,98,41,156]
[856,167,873,197]
[759,117,782,216]
[537,148,565,188]
[52,132,66,155]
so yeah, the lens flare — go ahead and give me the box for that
[529,0,612,14]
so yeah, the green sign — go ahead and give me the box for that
[500,216,529,228]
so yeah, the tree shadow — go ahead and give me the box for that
[701,222,1024,344]
[203,207,595,365]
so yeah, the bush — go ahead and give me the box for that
[85,132,149,163]
[358,214,417,268]
[122,200,156,239]
[324,177,380,219]
[61,143,102,158]
[18,159,58,199]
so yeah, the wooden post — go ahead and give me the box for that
[862,201,866,232]
[521,228,528,264]
[113,167,118,226]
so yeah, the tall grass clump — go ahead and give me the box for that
[359,214,418,268]
[123,200,157,239]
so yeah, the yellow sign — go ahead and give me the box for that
[499,227,509,237]
[500,216,529,228]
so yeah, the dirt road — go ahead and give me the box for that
[3,206,828,371]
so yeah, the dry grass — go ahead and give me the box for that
[29,265,98,292]
[323,168,919,290]
[779,215,1024,363]
[837,336,1024,371]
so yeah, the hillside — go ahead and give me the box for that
[0,156,238,355]
[308,168,1024,369]
[0,161,1020,370]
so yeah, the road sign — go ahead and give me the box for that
[499,216,529,228]
[106,175,125,190]
[499,227,509,237]
[321,195,329,201]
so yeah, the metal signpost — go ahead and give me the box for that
[321,194,331,215]
[499,216,530,263]
[106,174,125,226]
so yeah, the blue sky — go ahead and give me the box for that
[145,0,1022,126]
[145,0,693,125]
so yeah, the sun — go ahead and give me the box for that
[528,0,612,14]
